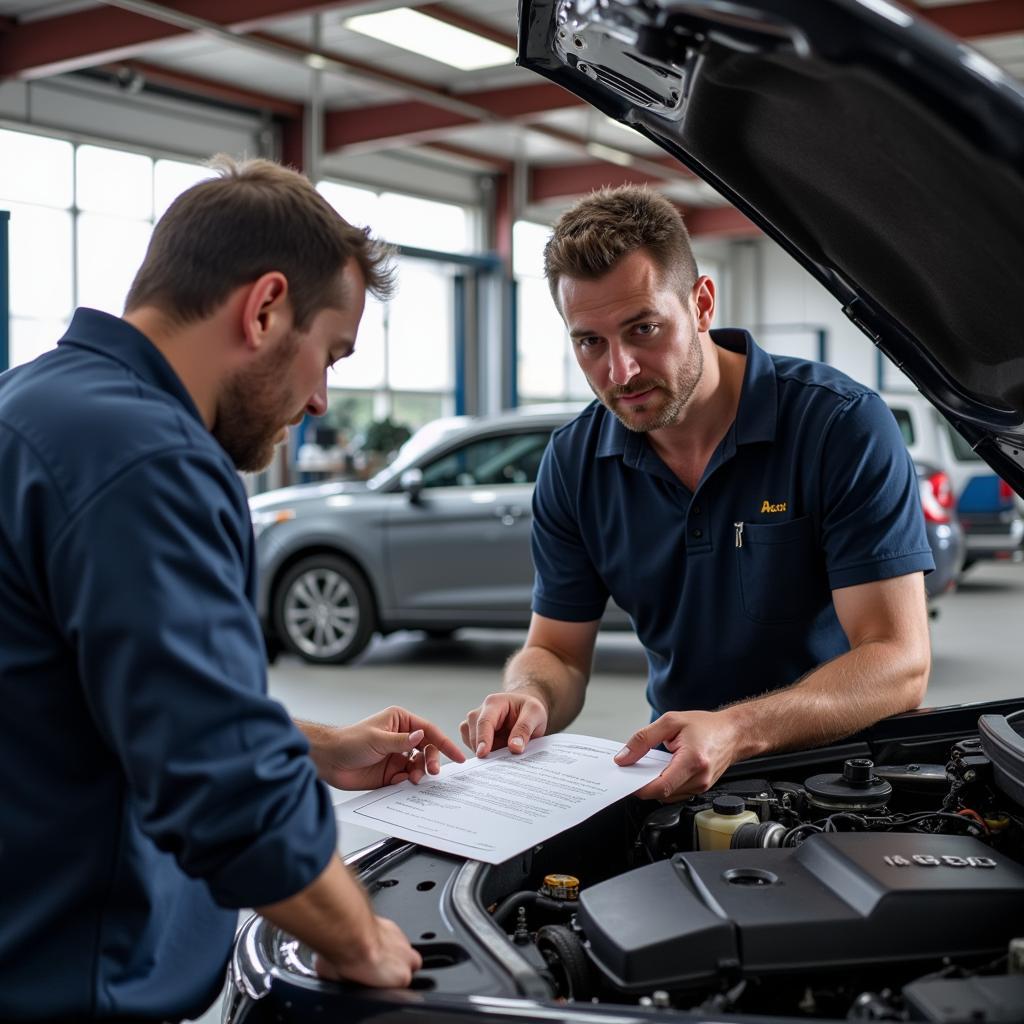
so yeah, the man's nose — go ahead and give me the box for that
[608,341,640,387]
[306,376,329,417]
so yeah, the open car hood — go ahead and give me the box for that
[518,0,1024,495]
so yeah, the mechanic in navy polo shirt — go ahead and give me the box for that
[462,185,933,801]
[0,158,465,1022]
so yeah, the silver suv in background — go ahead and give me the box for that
[250,405,632,664]
[883,391,1024,571]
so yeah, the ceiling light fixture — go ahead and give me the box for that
[585,141,636,168]
[344,8,516,71]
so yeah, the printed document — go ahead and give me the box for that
[334,733,672,864]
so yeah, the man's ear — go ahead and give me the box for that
[240,271,290,351]
[693,275,715,332]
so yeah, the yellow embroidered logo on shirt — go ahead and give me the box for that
[760,500,787,513]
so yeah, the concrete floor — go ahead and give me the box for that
[194,559,1024,1021]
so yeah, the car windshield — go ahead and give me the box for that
[365,416,472,490]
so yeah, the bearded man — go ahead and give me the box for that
[461,185,933,800]
[0,157,464,1022]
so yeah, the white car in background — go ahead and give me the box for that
[884,390,1023,570]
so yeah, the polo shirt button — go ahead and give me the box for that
[692,528,703,539]
[693,505,701,514]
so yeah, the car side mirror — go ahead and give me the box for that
[401,468,424,503]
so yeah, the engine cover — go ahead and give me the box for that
[577,833,1024,990]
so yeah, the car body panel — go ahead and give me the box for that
[384,482,537,619]
[251,407,634,660]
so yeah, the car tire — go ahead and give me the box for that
[272,554,376,665]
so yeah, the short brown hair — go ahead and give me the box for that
[125,155,394,329]
[543,185,697,307]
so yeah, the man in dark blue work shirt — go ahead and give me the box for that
[0,158,464,1021]
[462,185,933,801]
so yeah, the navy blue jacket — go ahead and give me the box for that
[532,329,934,715]
[0,309,337,1020]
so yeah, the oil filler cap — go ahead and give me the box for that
[712,794,746,815]
[542,873,580,900]
[843,758,875,785]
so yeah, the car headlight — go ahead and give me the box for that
[251,508,295,539]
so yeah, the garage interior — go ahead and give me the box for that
[1,2,1023,1020]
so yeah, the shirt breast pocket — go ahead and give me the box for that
[736,516,823,624]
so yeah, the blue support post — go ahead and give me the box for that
[0,210,9,372]
[453,275,467,415]
[507,277,518,409]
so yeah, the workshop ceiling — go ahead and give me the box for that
[0,0,1021,236]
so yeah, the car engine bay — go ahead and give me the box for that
[231,708,1024,1024]
[478,714,1024,1021]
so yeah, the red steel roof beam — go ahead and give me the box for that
[324,83,586,151]
[0,0,364,80]
[684,206,760,239]
[530,161,674,202]
[420,141,514,172]
[104,59,303,118]
[917,0,1024,38]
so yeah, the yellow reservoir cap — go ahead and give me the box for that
[541,873,580,900]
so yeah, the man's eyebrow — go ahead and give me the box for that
[569,308,660,340]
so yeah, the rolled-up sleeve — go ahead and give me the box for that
[48,449,336,908]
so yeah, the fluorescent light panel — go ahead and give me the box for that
[345,9,516,71]
[586,141,635,168]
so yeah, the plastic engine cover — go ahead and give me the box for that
[577,833,1024,990]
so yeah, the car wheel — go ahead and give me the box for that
[272,554,376,665]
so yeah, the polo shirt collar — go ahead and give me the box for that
[716,328,778,446]
[594,327,778,460]
[58,307,204,425]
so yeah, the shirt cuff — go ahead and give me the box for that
[827,550,935,591]
[532,595,608,622]
[204,779,338,908]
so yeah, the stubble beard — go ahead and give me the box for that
[594,326,705,434]
[214,328,302,472]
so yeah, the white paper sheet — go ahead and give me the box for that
[334,733,672,864]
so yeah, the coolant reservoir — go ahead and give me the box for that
[695,794,759,851]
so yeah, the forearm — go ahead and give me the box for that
[257,854,378,967]
[294,718,333,774]
[502,645,588,733]
[721,637,930,762]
